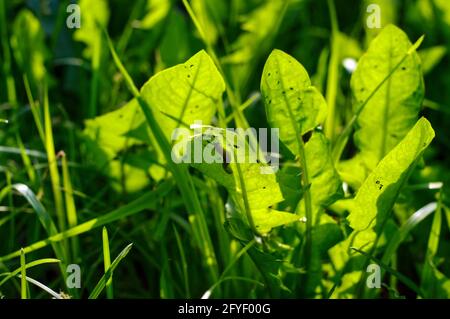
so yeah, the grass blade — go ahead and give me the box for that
[0,181,172,262]
[0,183,66,263]
[43,82,66,234]
[0,258,60,287]
[89,243,133,299]
[20,249,27,299]
[102,227,113,299]
[421,198,442,297]
[61,152,80,262]
[18,275,62,299]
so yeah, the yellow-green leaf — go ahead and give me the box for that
[140,50,225,139]
[261,49,327,156]
[351,25,424,172]
[348,117,435,231]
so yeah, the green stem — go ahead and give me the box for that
[324,0,340,142]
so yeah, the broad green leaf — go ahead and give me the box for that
[139,0,171,29]
[223,1,286,65]
[140,50,225,139]
[348,117,435,231]
[180,128,301,234]
[83,100,160,192]
[84,100,147,156]
[160,10,195,67]
[350,25,424,173]
[297,132,343,222]
[419,46,447,74]
[191,0,227,45]
[73,0,109,58]
[10,10,48,85]
[222,1,289,92]
[434,0,450,28]
[261,49,327,156]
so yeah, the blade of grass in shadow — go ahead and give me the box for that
[16,134,36,186]
[0,181,172,262]
[382,202,437,265]
[102,227,113,299]
[43,82,66,237]
[89,243,133,299]
[0,183,66,264]
[361,202,438,298]
[23,75,45,143]
[420,198,442,298]
[173,225,190,298]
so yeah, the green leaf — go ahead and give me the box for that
[419,46,447,74]
[89,243,133,299]
[421,201,442,298]
[140,50,225,138]
[160,10,195,67]
[139,0,171,29]
[83,99,160,192]
[223,1,286,65]
[10,10,48,85]
[222,1,289,92]
[73,0,109,58]
[348,117,435,231]
[261,49,327,157]
[184,128,301,234]
[84,99,147,157]
[350,25,424,173]
[191,0,227,45]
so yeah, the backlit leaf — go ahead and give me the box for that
[348,117,435,230]
[261,49,327,156]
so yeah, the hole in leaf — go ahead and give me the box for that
[302,130,313,143]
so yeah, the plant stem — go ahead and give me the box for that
[324,0,340,142]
